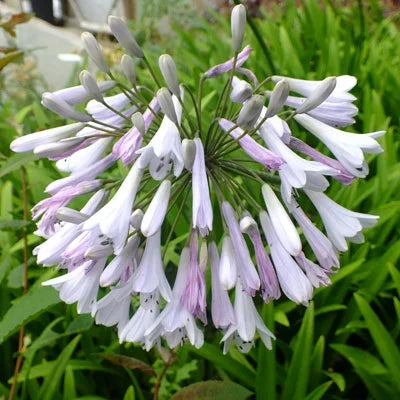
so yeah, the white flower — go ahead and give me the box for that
[192,138,213,236]
[222,279,274,354]
[141,180,171,237]
[131,230,172,302]
[272,75,357,103]
[294,114,384,177]
[219,236,237,290]
[83,161,143,254]
[137,90,184,180]
[305,189,379,251]
[260,211,313,305]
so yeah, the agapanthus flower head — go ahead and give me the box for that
[11,5,385,354]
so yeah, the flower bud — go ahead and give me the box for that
[131,112,145,135]
[239,215,257,234]
[79,70,103,102]
[10,123,83,153]
[296,77,337,114]
[130,209,144,229]
[230,76,252,103]
[85,242,114,260]
[42,93,91,122]
[219,236,237,290]
[33,137,85,158]
[265,79,290,118]
[182,139,196,171]
[231,4,246,52]
[108,16,143,58]
[237,94,264,128]
[56,207,89,224]
[81,32,109,73]
[157,87,178,124]
[159,54,180,98]
[121,54,136,84]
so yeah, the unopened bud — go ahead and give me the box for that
[56,207,89,224]
[265,79,290,118]
[182,139,196,171]
[130,209,144,229]
[296,77,337,114]
[121,54,136,84]
[85,242,114,259]
[219,236,237,290]
[34,137,85,158]
[81,32,109,73]
[239,215,257,234]
[159,54,180,98]
[157,88,178,124]
[108,16,143,58]
[231,4,246,52]
[42,92,91,122]
[230,76,253,103]
[237,94,264,128]
[79,70,103,102]
[131,112,145,135]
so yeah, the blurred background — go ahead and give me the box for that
[1,1,400,400]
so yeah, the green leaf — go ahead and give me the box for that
[0,285,60,344]
[314,304,347,316]
[354,293,400,378]
[123,386,135,400]
[63,366,76,400]
[170,381,252,400]
[304,382,332,400]
[323,371,345,392]
[190,343,255,387]
[281,303,314,400]
[38,335,81,400]
[0,219,32,230]
[0,152,37,178]
[99,353,156,376]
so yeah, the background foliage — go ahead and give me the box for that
[1,1,400,399]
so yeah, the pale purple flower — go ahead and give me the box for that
[204,45,252,78]
[137,91,184,180]
[32,180,101,235]
[83,161,143,254]
[305,189,379,251]
[100,234,140,287]
[119,290,160,349]
[260,211,313,305]
[192,138,213,236]
[288,136,354,185]
[222,279,275,354]
[272,75,357,103]
[45,153,117,195]
[219,236,237,290]
[56,137,112,174]
[113,97,160,165]
[261,184,302,256]
[42,258,106,313]
[53,80,116,106]
[295,252,331,288]
[10,123,84,153]
[294,114,385,178]
[145,248,204,349]
[181,230,207,322]
[287,197,339,271]
[92,276,134,335]
[222,201,260,295]
[219,118,284,170]
[131,230,172,302]
[209,241,235,329]
[240,214,280,302]
[33,190,108,266]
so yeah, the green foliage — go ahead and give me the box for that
[0,1,399,399]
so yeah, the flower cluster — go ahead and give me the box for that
[11,5,384,353]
